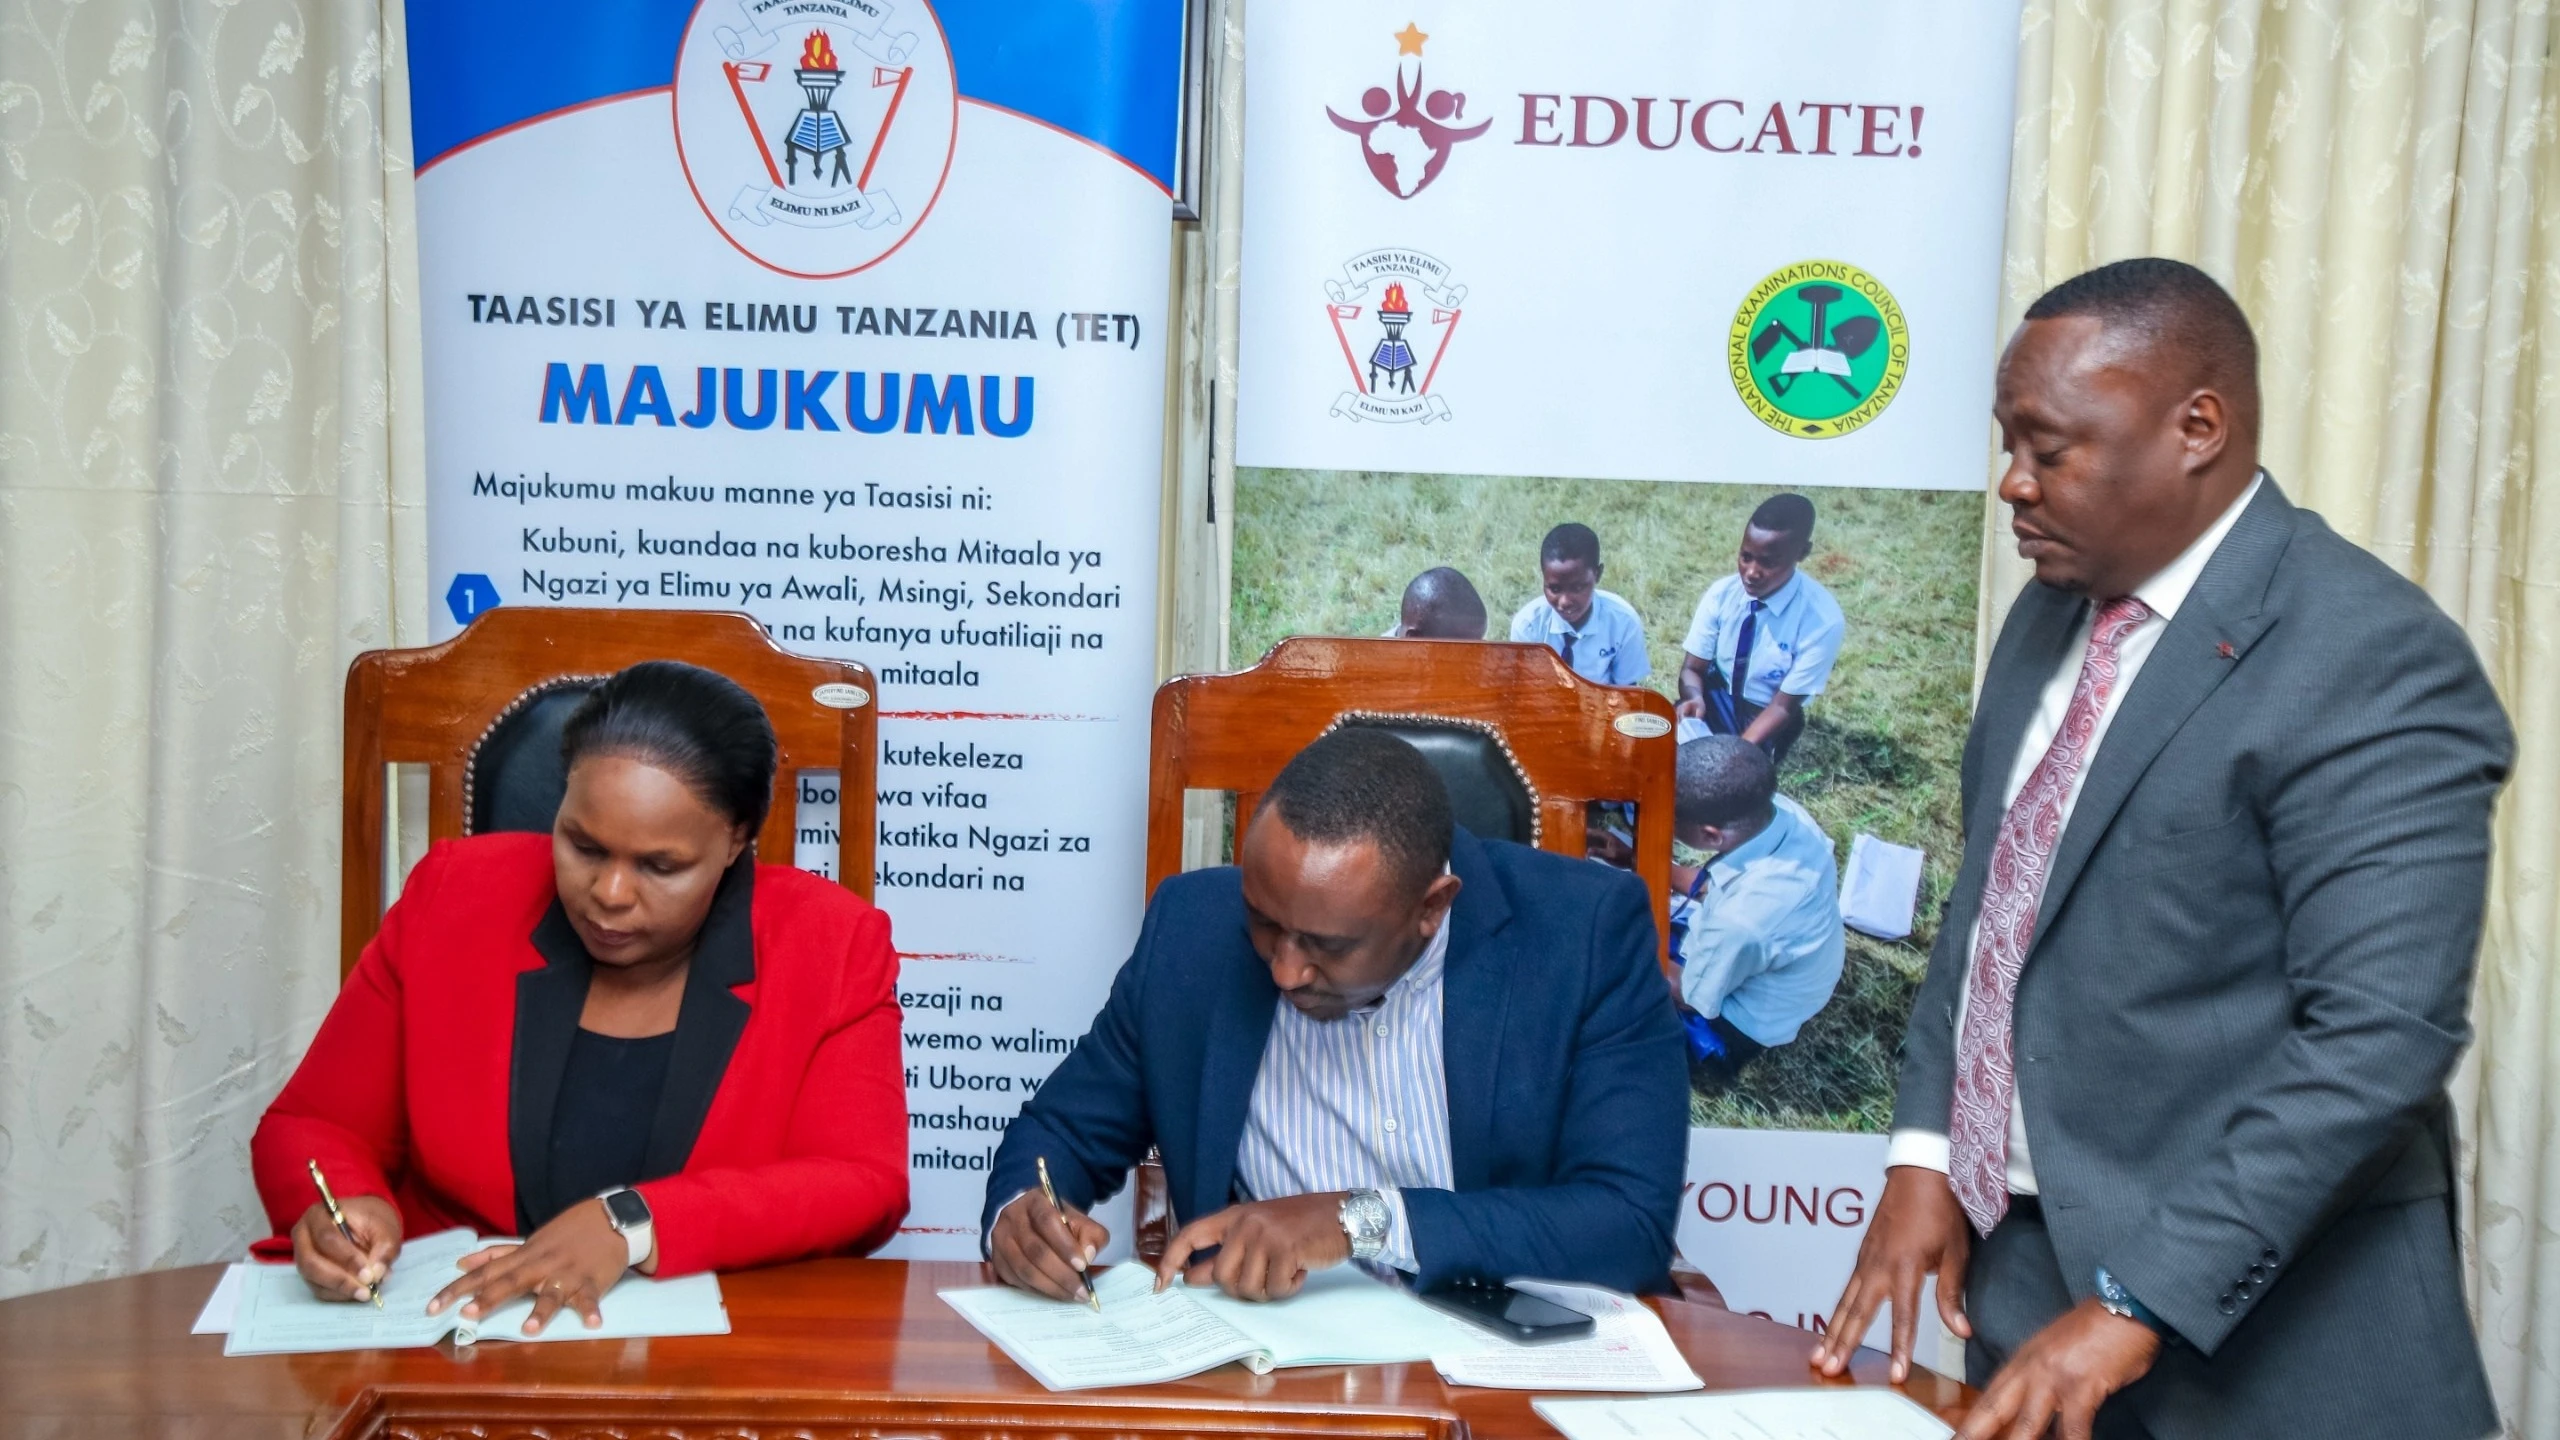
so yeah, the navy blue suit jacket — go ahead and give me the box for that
[983,828,1690,1294]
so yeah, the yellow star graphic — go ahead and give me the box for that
[1394,22,1429,55]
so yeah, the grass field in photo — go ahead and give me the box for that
[1232,467,1981,1133]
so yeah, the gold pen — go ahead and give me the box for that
[1037,1156,1102,1313]
[307,1159,384,1309]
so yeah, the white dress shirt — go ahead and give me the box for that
[1510,589,1652,686]
[1681,569,1848,704]
[1889,474,2264,1190]
[1674,794,1845,1047]
[1233,915,1454,1271]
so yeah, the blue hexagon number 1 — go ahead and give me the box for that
[446,573,502,626]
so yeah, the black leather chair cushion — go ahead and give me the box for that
[468,679,603,835]
[1337,717,1537,845]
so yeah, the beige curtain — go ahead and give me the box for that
[1992,0,2558,1429]
[0,0,425,1296]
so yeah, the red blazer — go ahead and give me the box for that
[252,833,908,1276]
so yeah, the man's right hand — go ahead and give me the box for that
[1811,1164,1974,1383]
[291,1195,403,1303]
[1674,697,1707,721]
[989,1186,1112,1303]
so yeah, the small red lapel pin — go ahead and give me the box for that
[2216,641,2237,660]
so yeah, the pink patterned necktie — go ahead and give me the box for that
[1949,595,2153,1236]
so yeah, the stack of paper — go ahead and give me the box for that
[207,1228,731,1355]
[1535,1391,1954,1440]
[942,1264,1703,1394]
[940,1262,1488,1390]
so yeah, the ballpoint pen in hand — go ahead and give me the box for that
[307,1159,384,1308]
[1037,1155,1102,1313]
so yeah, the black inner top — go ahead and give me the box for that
[541,1026,678,1227]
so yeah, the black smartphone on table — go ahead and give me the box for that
[1417,1280,1596,1344]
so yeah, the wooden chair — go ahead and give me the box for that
[1146,636,1680,968]
[341,607,875,978]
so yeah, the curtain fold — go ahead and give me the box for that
[1990,0,2559,1429]
[0,0,423,1296]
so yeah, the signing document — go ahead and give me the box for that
[1535,1391,1952,1440]
[218,1228,729,1355]
[943,1264,1702,1393]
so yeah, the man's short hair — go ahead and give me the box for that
[1675,735,1776,830]
[1748,493,1817,545]
[1400,566,1488,639]
[1256,727,1453,895]
[2024,258,2259,430]
[1540,523,1602,571]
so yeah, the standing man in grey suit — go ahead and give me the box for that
[1811,258,2511,1440]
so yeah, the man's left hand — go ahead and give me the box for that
[1153,1192,1351,1301]
[1958,1298,2162,1440]
[427,1198,635,1335]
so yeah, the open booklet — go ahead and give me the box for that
[219,1228,730,1356]
[1535,1390,1954,1440]
[940,1261,1702,1394]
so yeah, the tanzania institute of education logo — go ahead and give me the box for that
[1324,248,1465,424]
[1728,260,1910,438]
[1326,22,1491,199]
[672,0,959,278]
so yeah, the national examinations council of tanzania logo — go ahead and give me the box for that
[1728,260,1910,438]
[672,0,959,278]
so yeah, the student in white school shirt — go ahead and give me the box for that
[1509,523,1650,687]
[1675,494,1845,766]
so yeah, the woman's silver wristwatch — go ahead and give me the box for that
[1338,1188,1391,1261]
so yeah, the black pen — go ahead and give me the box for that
[307,1159,384,1308]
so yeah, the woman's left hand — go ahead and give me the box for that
[426,1199,631,1335]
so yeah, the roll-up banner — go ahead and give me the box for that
[409,0,1182,1256]
[1236,0,2019,1346]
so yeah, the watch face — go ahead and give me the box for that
[604,1188,651,1229]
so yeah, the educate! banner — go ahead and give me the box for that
[1232,0,2020,1352]
[408,0,1182,1257]
[1236,0,2020,491]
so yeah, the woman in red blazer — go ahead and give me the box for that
[253,661,907,1334]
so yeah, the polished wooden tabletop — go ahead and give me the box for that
[0,1257,1970,1439]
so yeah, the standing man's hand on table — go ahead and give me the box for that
[1955,1298,2161,1440]
[1811,1165,1973,1383]
[291,1194,403,1303]
[990,1187,1110,1303]
[1154,1193,1351,1302]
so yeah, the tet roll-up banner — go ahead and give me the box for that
[409,0,1183,1257]
[1234,0,2019,1347]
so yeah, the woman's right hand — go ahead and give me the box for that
[291,1195,404,1302]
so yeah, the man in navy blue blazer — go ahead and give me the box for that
[983,727,1689,1303]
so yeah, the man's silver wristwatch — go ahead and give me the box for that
[1338,1188,1391,1262]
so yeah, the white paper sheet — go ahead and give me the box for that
[1534,1390,1953,1440]
[1431,1280,1703,1393]
[1190,1264,1486,1366]
[217,1229,730,1354]
[940,1263,1266,1390]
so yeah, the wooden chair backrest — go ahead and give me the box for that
[1145,637,1679,971]
[341,607,875,978]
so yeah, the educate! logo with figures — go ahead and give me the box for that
[1325,22,1491,199]
[1728,260,1910,438]
[672,0,959,278]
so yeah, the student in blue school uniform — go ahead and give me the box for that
[1666,735,1844,1089]
[1674,494,1846,767]
[1509,523,1650,686]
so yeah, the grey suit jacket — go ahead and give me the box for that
[1893,480,2510,1439]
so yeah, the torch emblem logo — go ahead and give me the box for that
[1324,249,1465,425]
[672,0,958,278]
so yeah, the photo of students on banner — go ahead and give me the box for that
[1236,468,1973,1134]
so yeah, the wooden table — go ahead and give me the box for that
[0,1258,1970,1439]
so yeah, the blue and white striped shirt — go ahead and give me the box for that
[1233,917,1454,1273]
